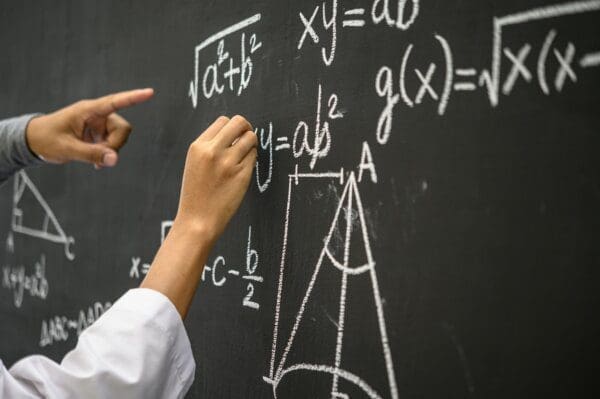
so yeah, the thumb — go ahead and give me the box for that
[68,140,119,167]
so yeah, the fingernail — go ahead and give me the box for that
[102,152,118,167]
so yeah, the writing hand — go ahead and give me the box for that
[142,115,257,318]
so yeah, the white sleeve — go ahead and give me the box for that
[1,288,195,399]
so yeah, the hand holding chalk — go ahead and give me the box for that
[141,115,258,318]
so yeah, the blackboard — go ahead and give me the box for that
[1,1,599,397]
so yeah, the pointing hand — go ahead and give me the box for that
[26,88,154,168]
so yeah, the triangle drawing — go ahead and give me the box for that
[11,171,75,260]
[265,172,398,399]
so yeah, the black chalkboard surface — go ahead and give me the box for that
[1,1,599,398]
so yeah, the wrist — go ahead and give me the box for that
[171,217,219,247]
[25,114,47,161]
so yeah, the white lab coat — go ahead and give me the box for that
[0,288,195,398]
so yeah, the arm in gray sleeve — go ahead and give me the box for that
[0,114,45,185]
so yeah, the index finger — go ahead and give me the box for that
[87,88,155,117]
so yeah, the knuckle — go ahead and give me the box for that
[114,119,133,135]
[231,114,245,123]
[248,131,258,145]
[232,115,251,130]
[221,156,235,171]
[240,134,253,148]
[216,115,230,124]
[200,144,218,162]
[89,148,103,164]
[240,131,257,149]
[188,141,202,155]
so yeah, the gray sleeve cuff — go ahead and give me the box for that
[0,114,45,184]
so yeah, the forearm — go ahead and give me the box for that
[0,114,44,184]
[141,220,216,319]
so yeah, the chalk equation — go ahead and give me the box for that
[39,300,112,348]
[201,225,263,310]
[375,0,600,144]
[128,220,173,279]
[127,222,263,310]
[291,83,344,170]
[298,0,420,66]
[1,254,49,308]
[189,14,263,107]
[128,256,152,279]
